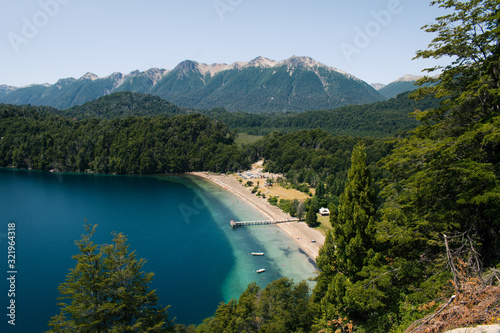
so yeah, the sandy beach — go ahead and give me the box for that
[190,172,325,261]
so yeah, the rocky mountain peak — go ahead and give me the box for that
[81,72,99,81]
[0,56,384,111]
[284,56,320,69]
[371,83,386,90]
[107,72,123,80]
[0,84,18,92]
[174,60,200,74]
[55,77,77,88]
[246,56,277,68]
[128,70,141,76]
[142,68,169,84]
[396,74,424,82]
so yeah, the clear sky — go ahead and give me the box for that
[0,0,451,87]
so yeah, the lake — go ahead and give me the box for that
[0,168,316,332]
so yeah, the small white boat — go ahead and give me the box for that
[252,252,264,256]
[256,268,266,273]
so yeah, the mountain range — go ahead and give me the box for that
[372,74,424,99]
[0,56,419,113]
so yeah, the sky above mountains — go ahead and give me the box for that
[1,0,451,87]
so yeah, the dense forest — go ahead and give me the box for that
[0,106,250,174]
[251,130,392,189]
[57,92,190,119]
[2,0,499,332]
[204,91,438,137]
[54,90,437,137]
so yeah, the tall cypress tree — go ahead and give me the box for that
[313,144,382,327]
[316,144,376,281]
[332,143,376,277]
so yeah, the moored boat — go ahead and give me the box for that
[256,268,266,273]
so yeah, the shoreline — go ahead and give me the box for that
[5,167,326,260]
[189,172,325,261]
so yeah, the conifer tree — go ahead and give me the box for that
[332,143,376,277]
[313,144,384,326]
[48,224,173,332]
[305,204,319,227]
[316,144,377,283]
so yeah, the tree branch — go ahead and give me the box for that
[363,268,400,289]
[407,295,456,333]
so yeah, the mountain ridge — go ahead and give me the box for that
[0,56,385,112]
[378,74,426,99]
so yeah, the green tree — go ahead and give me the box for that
[313,144,384,328]
[365,0,500,330]
[413,0,500,130]
[305,204,319,227]
[197,278,312,333]
[315,181,325,198]
[382,0,500,270]
[48,224,173,332]
[297,201,306,221]
[333,144,376,277]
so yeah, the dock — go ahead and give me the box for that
[230,218,299,228]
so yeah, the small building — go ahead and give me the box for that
[319,207,330,216]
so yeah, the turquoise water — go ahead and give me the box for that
[0,168,316,332]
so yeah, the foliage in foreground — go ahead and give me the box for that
[405,263,500,333]
[48,224,173,332]
[196,278,313,333]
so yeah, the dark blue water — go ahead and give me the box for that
[0,168,274,332]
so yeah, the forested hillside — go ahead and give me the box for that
[249,129,393,199]
[0,105,249,174]
[206,91,437,136]
[56,90,436,137]
[57,91,189,119]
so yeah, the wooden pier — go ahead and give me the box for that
[230,218,299,228]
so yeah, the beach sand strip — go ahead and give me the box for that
[190,172,325,261]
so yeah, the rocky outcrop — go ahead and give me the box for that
[446,325,500,333]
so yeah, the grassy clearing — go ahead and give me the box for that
[316,215,333,235]
[262,184,311,201]
[236,178,312,201]
[235,133,263,145]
